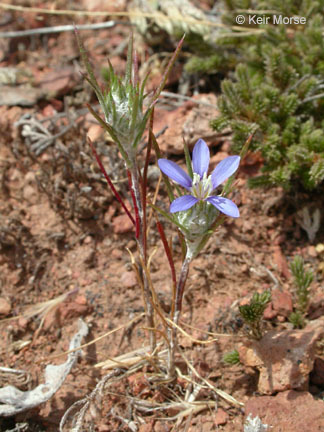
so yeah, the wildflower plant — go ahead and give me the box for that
[157,138,242,374]
[70,30,246,427]
[239,291,271,340]
[289,255,313,328]
[223,349,240,365]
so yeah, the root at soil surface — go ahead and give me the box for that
[59,345,243,432]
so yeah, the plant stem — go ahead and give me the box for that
[168,254,191,378]
[129,166,156,352]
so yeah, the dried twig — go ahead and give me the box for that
[15,114,76,155]
[0,320,88,417]
[0,21,117,38]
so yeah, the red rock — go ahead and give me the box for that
[23,184,37,203]
[128,373,147,396]
[154,421,171,432]
[59,298,91,320]
[84,235,93,244]
[0,297,11,315]
[201,421,213,432]
[139,422,154,432]
[273,245,290,278]
[155,94,219,155]
[38,67,77,96]
[18,316,29,329]
[97,424,110,432]
[42,104,57,117]
[0,85,44,107]
[112,214,134,234]
[245,391,324,432]
[263,302,277,320]
[310,357,324,387]
[75,295,87,306]
[111,249,123,259]
[120,271,137,288]
[214,408,228,425]
[42,308,60,331]
[271,289,293,317]
[239,318,324,394]
[87,124,104,142]
[307,245,317,257]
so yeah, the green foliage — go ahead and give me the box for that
[289,255,313,327]
[75,32,150,166]
[223,349,240,365]
[289,311,305,329]
[206,0,324,191]
[76,32,184,167]
[239,291,271,339]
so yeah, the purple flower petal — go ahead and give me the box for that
[158,159,192,189]
[170,195,198,213]
[211,156,240,189]
[206,196,240,218]
[192,139,210,178]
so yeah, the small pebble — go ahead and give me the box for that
[0,297,11,315]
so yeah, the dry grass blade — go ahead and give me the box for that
[45,313,145,362]
[95,343,165,369]
[0,290,76,338]
[165,318,218,344]
[179,350,244,407]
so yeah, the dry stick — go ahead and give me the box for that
[168,254,192,378]
[0,3,231,29]
[129,165,156,353]
[0,21,117,38]
[141,110,154,256]
[155,218,177,294]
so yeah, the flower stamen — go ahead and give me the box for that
[190,172,213,201]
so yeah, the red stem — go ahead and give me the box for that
[156,218,177,289]
[88,137,135,226]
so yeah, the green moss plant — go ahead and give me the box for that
[195,0,324,191]
[289,255,313,328]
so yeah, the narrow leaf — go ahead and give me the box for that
[151,132,175,202]
[156,217,177,288]
[86,104,131,166]
[125,33,134,85]
[87,137,135,227]
[150,204,189,235]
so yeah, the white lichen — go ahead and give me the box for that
[296,206,321,242]
[244,413,270,432]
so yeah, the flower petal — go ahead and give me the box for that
[158,159,192,189]
[170,195,198,213]
[192,139,210,178]
[211,156,240,189]
[206,196,240,218]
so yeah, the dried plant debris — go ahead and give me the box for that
[130,0,212,40]
[0,319,88,417]
[244,414,269,432]
[296,206,321,242]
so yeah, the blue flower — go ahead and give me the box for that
[158,139,240,217]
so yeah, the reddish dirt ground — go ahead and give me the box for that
[0,2,324,432]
